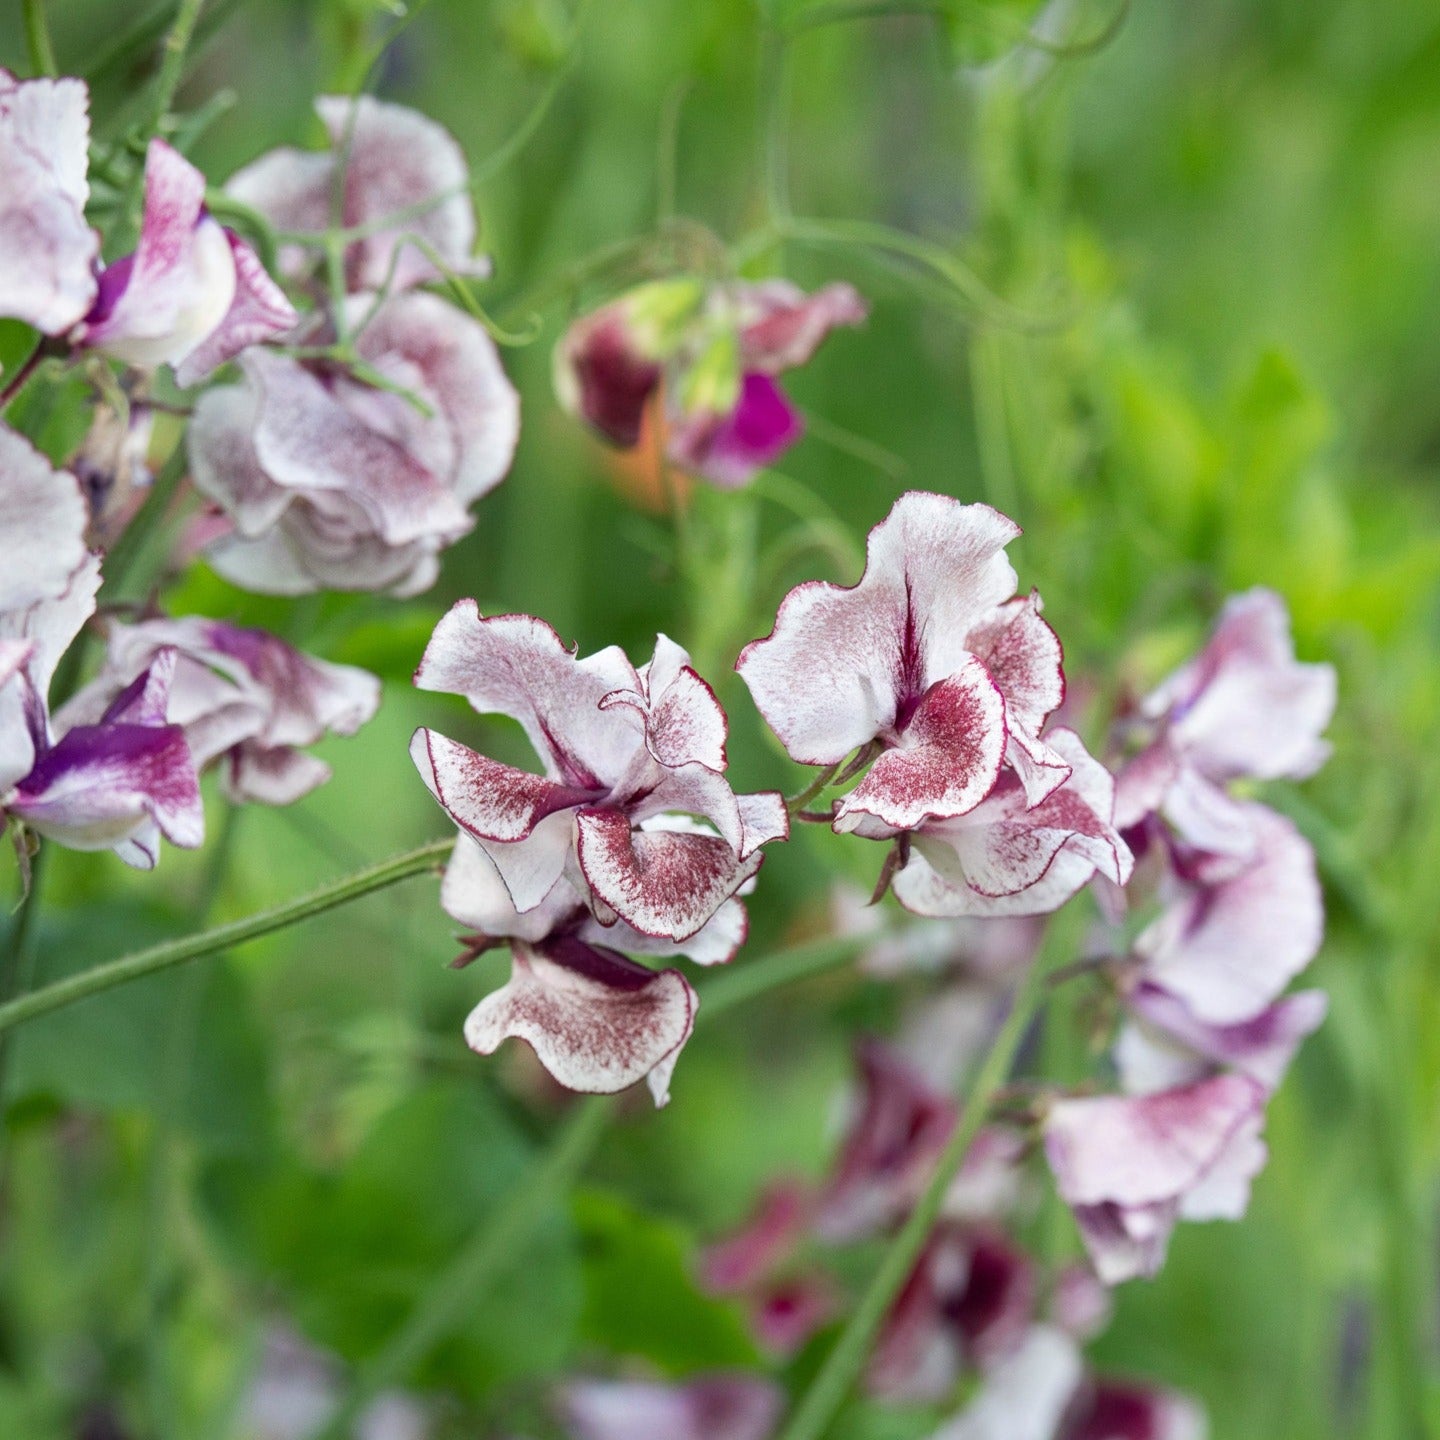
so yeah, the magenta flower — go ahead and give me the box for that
[59,616,380,806]
[555,277,867,488]
[227,95,486,293]
[868,1224,1035,1401]
[0,70,99,335]
[75,139,296,384]
[1043,1074,1268,1285]
[1115,588,1335,857]
[559,1374,782,1440]
[190,292,518,595]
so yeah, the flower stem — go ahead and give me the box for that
[307,1095,613,1440]
[0,840,453,1041]
[21,0,58,77]
[773,910,1075,1440]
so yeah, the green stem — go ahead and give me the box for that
[308,1095,612,1440]
[785,761,845,817]
[22,0,58,77]
[0,840,452,1040]
[149,0,207,136]
[97,441,190,604]
[775,913,1073,1440]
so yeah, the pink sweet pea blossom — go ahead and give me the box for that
[1115,589,1335,858]
[556,277,866,488]
[58,616,380,805]
[75,139,296,384]
[559,1374,782,1440]
[1043,1074,1267,1285]
[227,95,487,292]
[190,292,518,595]
[0,70,99,334]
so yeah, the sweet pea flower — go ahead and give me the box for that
[1115,589,1336,858]
[411,606,786,937]
[868,1224,1035,1401]
[75,139,296,385]
[58,616,380,806]
[1130,802,1323,1026]
[190,291,519,595]
[891,729,1133,919]
[1,431,201,867]
[227,95,486,293]
[739,492,1082,844]
[0,69,99,335]
[556,277,866,487]
[559,1374,782,1440]
[928,1326,1206,1440]
[1043,1073,1268,1285]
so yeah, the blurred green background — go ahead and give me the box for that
[2,0,1439,1436]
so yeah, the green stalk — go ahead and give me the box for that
[774,911,1076,1440]
[0,840,452,1040]
[309,1095,612,1440]
[22,0,58,77]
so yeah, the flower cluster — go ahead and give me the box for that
[738,491,1134,914]
[555,276,866,487]
[1043,589,1336,1282]
[409,604,787,1104]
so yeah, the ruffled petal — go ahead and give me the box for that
[224,745,331,806]
[0,428,89,614]
[580,893,749,967]
[600,633,728,772]
[172,229,298,386]
[927,1325,1084,1440]
[0,71,98,333]
[464,939,695,1105]
[575,807,762,941]
[834,658,1007,832]
[1133,803,1323,1025]
[413,603,640,788]
[1064,1382,1208,1440]
[560,1374,782,1440]
[700,1182,812,1294]
[410,727,598,842]
[737,491,1020,765]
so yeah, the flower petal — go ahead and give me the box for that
[0,70,98,333]
[560,1374,782,1440]
[667,372,804,489]
[172,229,298,386]
[0,428,89,614]
[1133,802,1323,1024]
[927,1325,1084,1440]
[1065,1382,1208,1440]
[414,603,640,789]
[834,658,1007,832]
[700,1181,812,1294]
[601,633,729,772]
[737,491,1020,765]
[464,939,695,1105]
[575,807,762,941]
[737,279,868,372]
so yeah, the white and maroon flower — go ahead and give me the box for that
[1115,589,1335,858]
[556,277,866,488]
[228,95,486,293]
[412,607,785,937]
[57,615,380,806]
[1043,1074,1267,1285]
[0,69,98,335]
[815,1040,958,1242]
[928,1326,1206,1440]
[891,730,1133,919]
[559,1374,782,1440]
[868,1225,1035,1402]
[1130,802,1323,1027]
[74,139,296,384]
[190,291,518,595]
